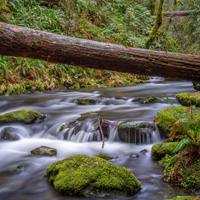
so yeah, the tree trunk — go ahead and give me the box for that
[0,22,200,81]
[164,10,200,17]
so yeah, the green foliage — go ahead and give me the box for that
[0,0,157,95]
[157,96,200,190]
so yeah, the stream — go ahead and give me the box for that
[0,78,196,200]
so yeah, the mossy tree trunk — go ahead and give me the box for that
[0,22,200,81]
[146,0,165,49]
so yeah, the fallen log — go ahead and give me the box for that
[0,22,200,81]
[164,10,200,17]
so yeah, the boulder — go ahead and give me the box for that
[0,110,45,124]
[156,106,200,138]
[139,96,159,104]
[117,121,155,144]
[44,155,141,197]
[151,142,178,161]
[175,92,200,107]
[0,127,20,140]
[31,146,57,156]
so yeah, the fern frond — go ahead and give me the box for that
[173,138,192,153]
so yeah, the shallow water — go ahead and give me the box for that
[0,78,196,200]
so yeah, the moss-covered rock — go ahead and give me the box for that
[117,121,155,144]
[0,110,45,124]
[44,155,141,197]
[175,92,200,107]
[165,196,200,200]
[31,146,57,156]
[156,106,200,137]
[139,96,159,104]
[151,142,178,161]
[96,153,117,160]
[75,99,97,105]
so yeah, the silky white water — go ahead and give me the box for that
[0,78,196,200]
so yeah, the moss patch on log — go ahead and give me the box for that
[44,155,141,197]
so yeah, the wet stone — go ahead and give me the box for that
[117,121,155,144]
[31,146,57,156]
[0,127,20,141]
[129,153,139,158]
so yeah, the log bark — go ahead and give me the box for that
[0,22,200,81]
[164,10,200,17]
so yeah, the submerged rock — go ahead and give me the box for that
[44,155,141,197]
[151,142,177,161]
[175,92,200,107]
[0,110,45,124]
[75,99,97,105]
[156,106,200,138]
[31,146,57,156]
[0,127,20,141]
[96,153,118,160]
[117,121,155,144]
[129,154,139,158]
[139,96,159,104]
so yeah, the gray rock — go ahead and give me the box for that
[117,121,155,144]
[31,146,57,156]
[1,127,20,141]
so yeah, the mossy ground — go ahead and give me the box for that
[156,106,200,138]
[161,154,200,191]
[0,110,45,124]
[44,155,141,197]
[175,92,200,107]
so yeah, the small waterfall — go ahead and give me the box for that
[117,121,161,144]
[108,126,118,142]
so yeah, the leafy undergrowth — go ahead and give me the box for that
[0,0,178,95]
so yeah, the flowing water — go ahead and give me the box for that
[0,78,197,200]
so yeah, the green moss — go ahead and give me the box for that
[139,96,159,104]
[96,153,116,160]
[165,196,200,200]
[0,29,4,34]
[156,106,200,137]
[151,142,178,161]
[40,37,48,42]
[175,92,200,107]
[33,40,39,47]
[44,155,141,197]
[0,110,45,124]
